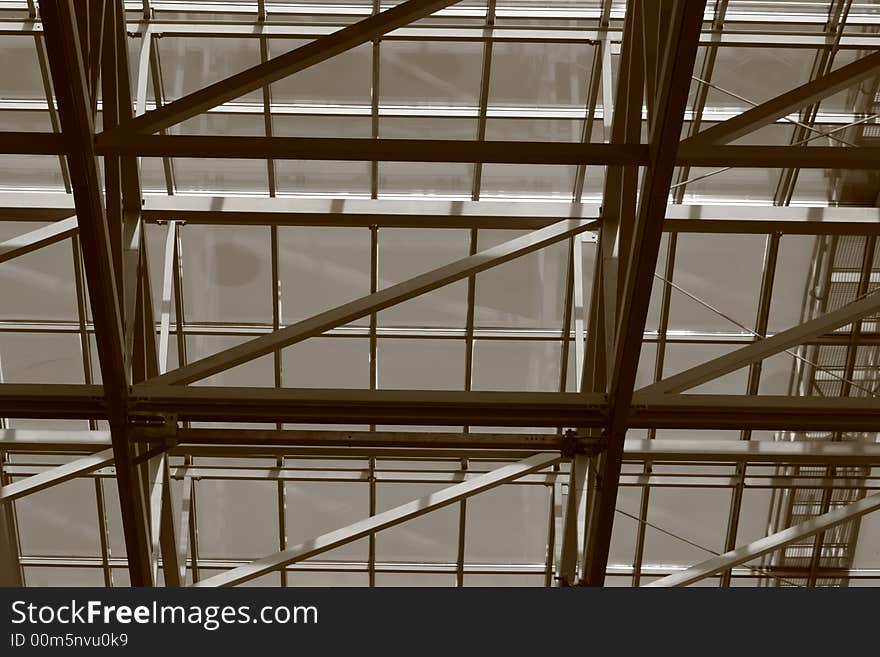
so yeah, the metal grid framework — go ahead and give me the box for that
[0,0,879,587]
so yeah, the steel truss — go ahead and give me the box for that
[0,0,878,588]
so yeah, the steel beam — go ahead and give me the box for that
[583,0,706,587]
[640,290,880,394]
[39,0,154,586]
[102,0,460,136]
[0,217,78,263]
[148,218,597,385]
[131,386,608,426]
[687,50,880,146]
[0,448,114,504]
[6,429,880,465]
[0,132,66,155]
[646,491,880,587]
[191,452,562,587]
[94,134,649,165]
[3,193,880,234]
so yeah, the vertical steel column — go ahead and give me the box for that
[583,0,705,586]
[40,0,154,585]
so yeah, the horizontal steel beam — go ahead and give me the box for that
[2,193,878,234]
[5,17,880,49]
[629,394,880,432]
[646,491,880,587]
[94,135,650,165]
[88,135,880,170]
[130,386,609,426]
[6,463,880,492]
[1,384,878,431]
[0,384,106,419]
[5,429,880,466]
[192,452,562,587]
[0,132,65,155]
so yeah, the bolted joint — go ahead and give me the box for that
[560,428,580,458]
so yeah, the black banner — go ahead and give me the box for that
[0,587,872,654]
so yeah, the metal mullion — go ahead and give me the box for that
[470,0,495,201]
[631,232,676,587]
[276,455,287,586]
[573,0,611,202]
[369,225,379,426]
[720,231,780,587]
[558,237,576,397]
[459,0,494,434]
[172,224,188,428]
[672,0,728,203]
[368,456,376,587]
[186,456,200,583]
[259,23,277,198]
[271,226,281,399]
[455,457,467,587]
[71,235,98,431]
[33,33,72,192]
[544,481,556,587]
[94,477,114,587]
[370,0,381,199]
[148,37,176,194]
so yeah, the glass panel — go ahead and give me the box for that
[375,573,456,586]
[377,228,469,327]
[195,480,278,560]
[380,41,483,106]
[474,229,567,329]
[24,567,105,587]
[480,164,576,199]
[15,478,100,557]
[0,225,78,320]
[0,155,66,190]
[279,226,370,325]
[768,235,816,333]
[181,225,272,324]
[667,233,765,333]
[187,335,274,387]
[159,37,262,103]
[0,332,83,383]
[642,488,729,566]
[489,42,594,109]
[464,484,549,563]
[284,482,369,560]
[3,37,45,99]
[269,41,371,106]
[282,337,369,388]
[472,340,560,391]
[377,339,465,390]
[375,482,459,562]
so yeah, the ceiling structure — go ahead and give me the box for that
[0,0,879,588]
